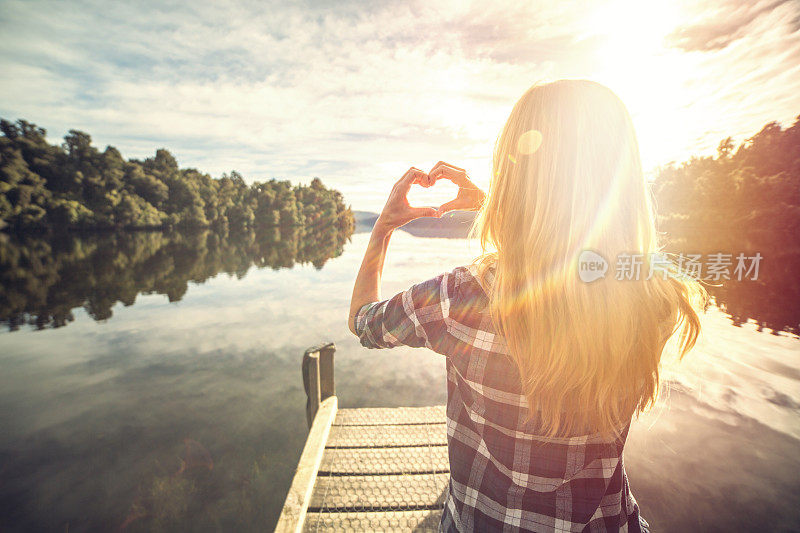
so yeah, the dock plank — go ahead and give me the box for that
[309,473,448,510]
[327,423,447,448]
[283,403,449,532]
[275,396,338,533]
[335,406,446,426]
[302,510,443,532]
[319,445,449,475]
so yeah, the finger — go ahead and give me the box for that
[415,171,434,187]
[429,167,443,184]
[428,162,447,181]
[398,167,424,193]
[398,167,422,184]
[398,167,416,185]
[437,161,465,173]
[411,169,430,189]
[429,165,456,184]
[431,161,466,176]
[437,198,468,215]
[430,162,469,187]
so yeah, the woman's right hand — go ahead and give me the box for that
[423,161,486,214]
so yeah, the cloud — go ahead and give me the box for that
[667,0,799,52]
[0,0,798,210]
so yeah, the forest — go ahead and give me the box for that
[652,115,800,333]
[1,116,797,333]
[0,119,354,233]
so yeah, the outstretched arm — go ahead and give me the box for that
[348,162,485,336]
[348,167,437,334]
[348,225,392,334]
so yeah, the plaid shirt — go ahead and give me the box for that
[354,264,650,532]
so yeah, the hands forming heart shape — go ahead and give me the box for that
[375,161,486,232]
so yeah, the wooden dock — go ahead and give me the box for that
[276,343,449,532]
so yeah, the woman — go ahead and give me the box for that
[348,79,705,532]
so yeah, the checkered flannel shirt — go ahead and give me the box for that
[354,264,650,532]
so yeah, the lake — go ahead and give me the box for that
[0,226,798,532]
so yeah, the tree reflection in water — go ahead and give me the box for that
[661,233,800,336]
[0,222,353,332]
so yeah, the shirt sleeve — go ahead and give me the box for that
[353,268,460,352]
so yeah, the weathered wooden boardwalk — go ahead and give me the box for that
[276,343,449,532]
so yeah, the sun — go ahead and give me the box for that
[585,0,699,170]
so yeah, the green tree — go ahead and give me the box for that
[0,118,354,235]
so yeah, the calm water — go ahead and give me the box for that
[0,227,798,532]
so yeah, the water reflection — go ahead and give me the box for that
[0,229,797,532]
[663,230,800,335]
[704,255,800,335]
[0,224,351,331]
[0,228,460,533]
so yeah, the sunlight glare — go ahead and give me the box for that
[586,0,699,169]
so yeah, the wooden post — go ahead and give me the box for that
[302,342,335,428]
[318,344,335,401]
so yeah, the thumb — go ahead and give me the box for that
[437,198,465,215]
[409,206,439,219]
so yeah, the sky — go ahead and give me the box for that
[1,0,799,211]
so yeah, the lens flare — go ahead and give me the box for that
[517,129,543,155]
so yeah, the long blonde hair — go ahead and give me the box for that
[472,80,705,438]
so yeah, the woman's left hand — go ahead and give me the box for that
[375,167,439,233]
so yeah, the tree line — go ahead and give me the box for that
[652,115,800,334]
[0,118,354,233]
